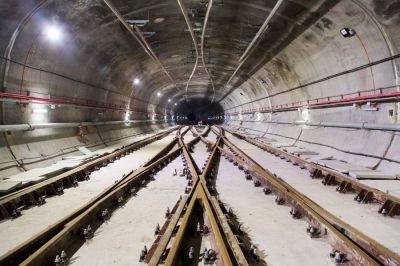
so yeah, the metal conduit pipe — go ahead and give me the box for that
[103,0,179,91]
[0,119,166,132]
[218,0,284,103]
[201,0,216,102]
[238,0,284,63]
[230,119,400,131]
[131,24,179,90]
[177,0,199,100]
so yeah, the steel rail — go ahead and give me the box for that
[18,146,184,266]
[219,129,399,265]
[0,128,181,265]
[200,131,249,265]
[0,127,178,220]
[146,127,212,265]
[164,129,234,265]
[227,128,400,210]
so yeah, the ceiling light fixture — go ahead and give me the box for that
[168,98,171,102]
[43,24,63,42]
[157,92,161,97]
[340,28,356,38]
[154,17,165,23]
[133,78,140,85]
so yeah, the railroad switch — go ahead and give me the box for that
[263,187,272,194]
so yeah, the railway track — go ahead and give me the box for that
[1,125,399,265]
[0,127,179,220]
[216,126,399,265]
[0,127,183,265]
[228,128,400,215]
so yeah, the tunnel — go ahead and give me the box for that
[0,0,399,265]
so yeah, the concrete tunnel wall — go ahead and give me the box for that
[223,0,400,173]
[0,0,399,177]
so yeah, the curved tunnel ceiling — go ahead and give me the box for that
[0,0,399,123]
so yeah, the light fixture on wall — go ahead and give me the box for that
[168,98,171,103]
[133,78,140,85]
[157,92,161,97]
[340,28,356,38]
[124,111,130,121]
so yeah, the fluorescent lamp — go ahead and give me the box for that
[43,24,62,42]
[33,108,48,113]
